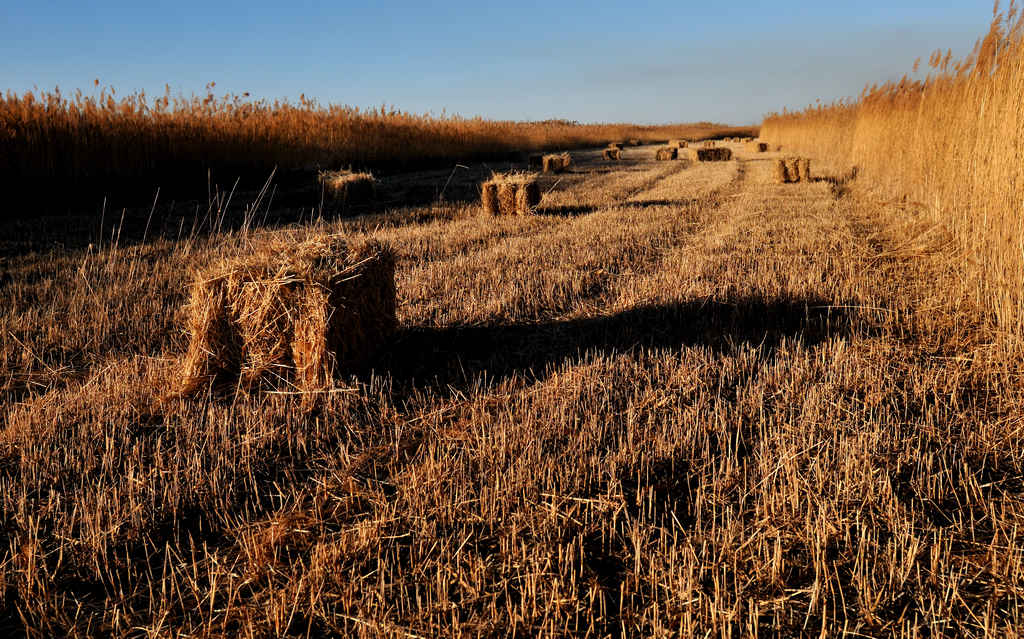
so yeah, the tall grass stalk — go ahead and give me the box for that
[761,5,1024,333]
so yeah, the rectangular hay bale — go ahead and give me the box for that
[318,170,376,209]
[178,235,396,396]
[656,147,678,161]
[695,147,733,162]
[543,154,569,173]
[482,172,542,215]
[603,148,622,161]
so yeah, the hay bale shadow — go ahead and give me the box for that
[536,205,598,217]
[380,296,858,391]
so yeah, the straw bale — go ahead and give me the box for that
[178,235,396,396]
[481,182,499,214]
[695,147,733,162]
[702,140,716,148]
[785,158,801,182]
[483,172,542,215]
[543,154,569,173]
[603,148,622,161]
[656,147,678,161]
[318,170,375,207]
[798,158,811,181]
[773,159,790,184]
[607,142,624,150]
[497,181,518,215]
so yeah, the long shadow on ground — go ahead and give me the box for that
[379,296,855,391]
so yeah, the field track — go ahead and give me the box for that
[2,141,1023,636]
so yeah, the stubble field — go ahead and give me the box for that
[2,140,1023,637]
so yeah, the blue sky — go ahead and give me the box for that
[0,1,995,124]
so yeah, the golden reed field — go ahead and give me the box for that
[761,6,1024,335]
[3,7,1024,639]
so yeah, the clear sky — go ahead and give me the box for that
[0,1,996,125]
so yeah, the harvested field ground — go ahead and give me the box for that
[2,140,1023,637]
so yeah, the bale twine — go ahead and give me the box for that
[603,148,622,161]
[178,235,396,397]
[481,182,500,214]
[318,170,375,209]
[656,147,678,161]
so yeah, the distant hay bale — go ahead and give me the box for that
[603,148,622,161]
[746,142,769,153]
[607,142,624,150]
[543,153,570,173]
[798,158,811,181]
[773,159,790,184]
[318,170,375,208]
[481,182,499,214]
[628,138,642,146]
[656,147,678,161]
[667,139,688,148]
[482,172,542,215]
[692,147,732,162]
[178,235,396,397]
[528,154,544,169]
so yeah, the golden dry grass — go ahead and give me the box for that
[761,6,1024,334]
[2,142,1023,637]
[0,86,754,207]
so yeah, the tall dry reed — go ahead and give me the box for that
[0,82,754,204]
[761,5,1024,332]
